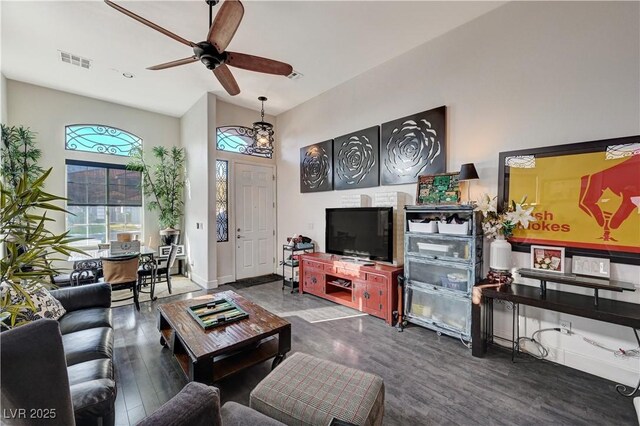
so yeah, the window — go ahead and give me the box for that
[65,124,142,157]
[216,160,229,242]
[216,126,272,159]
[66,160,142,245]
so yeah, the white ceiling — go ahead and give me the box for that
[1,1,504,117]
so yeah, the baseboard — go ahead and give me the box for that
[492,329,639,386]
[190,273,219,289]
[217,275,234,285]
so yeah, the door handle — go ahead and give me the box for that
[237,228,241,232]
[237,235,243,239]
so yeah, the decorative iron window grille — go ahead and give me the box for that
[216,159,229,242]
[65,124,142,157]
[216,126,272,159]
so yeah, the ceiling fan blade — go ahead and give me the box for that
[104,0,194,47]
[226,52,293,76]
[207,0,244,52]
[147,57,198,71]
[213,64,240,96]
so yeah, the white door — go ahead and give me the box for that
[235,163,275,280]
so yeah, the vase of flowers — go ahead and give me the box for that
[475,194,536,275]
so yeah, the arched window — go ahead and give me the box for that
[216,126,272,159]
[65,124,142,157]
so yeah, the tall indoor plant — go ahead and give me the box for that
[128,146,185,245]
[0,170,83,327]
[1,124,43,194]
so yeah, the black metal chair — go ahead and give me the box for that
[37,254,95,288]
[101,254,140,310]
[137,254,158,301]
[71,258,102,285]
[137,244,178,300]
[68,268,99,286]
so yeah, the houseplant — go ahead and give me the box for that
[1,124,43,193]
[475,194,536,272]
[0,169,83,327]
[128,146,185,245]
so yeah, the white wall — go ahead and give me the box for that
[215,99,276,284]
[0,73,7,123]
[6,80,180,249]
[181,93,217,289]
[275,1,640,385]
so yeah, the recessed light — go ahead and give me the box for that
[122,72,134,79]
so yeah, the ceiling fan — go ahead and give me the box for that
[104,0,293,96]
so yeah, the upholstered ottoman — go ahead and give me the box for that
[250,352,384,426]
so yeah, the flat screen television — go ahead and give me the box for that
[325,207,393,262]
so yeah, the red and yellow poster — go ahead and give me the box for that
[508,150,640,254]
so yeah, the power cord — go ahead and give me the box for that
[564,330,640,358]
[516,327,560,359]
[459,334,472,349]
[515,328,640,360]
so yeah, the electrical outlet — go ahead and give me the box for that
[560,320,571,334]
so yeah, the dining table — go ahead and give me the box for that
[67,246,156,263]
[66,245,158,294]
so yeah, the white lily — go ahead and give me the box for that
[475,194,497,217]
[505,204,536,229]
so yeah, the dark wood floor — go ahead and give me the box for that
[112,280,637,426]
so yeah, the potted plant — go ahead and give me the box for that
[475,194,536,274]
[128,146,185,245]
[0,169,83,327]
[1,124,43,193]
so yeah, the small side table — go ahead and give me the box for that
[282,243,314,293]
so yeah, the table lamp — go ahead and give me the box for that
[459,163,479,204]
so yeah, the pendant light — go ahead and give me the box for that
[252,96,274,157]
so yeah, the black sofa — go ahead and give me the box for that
[1,317,284,426]
[49,282,116,426]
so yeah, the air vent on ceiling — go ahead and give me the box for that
[59,51,92,69]
[287,70,303,80]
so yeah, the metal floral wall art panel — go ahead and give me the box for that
[333,126,380,190]
[380,106,446,185]
[300,140,333,193]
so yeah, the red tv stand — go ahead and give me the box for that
[299,253,403,325]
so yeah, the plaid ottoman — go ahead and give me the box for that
[250,352,384,426]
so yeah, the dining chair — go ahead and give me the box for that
[49,257,99,287]
[73,259,103,281]
[155,243,179,294]
[137,243,178,299]
[137,254,158,302]
[101,254,141,310]
[69,268,99,286]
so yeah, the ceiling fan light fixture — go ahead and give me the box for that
[252,96,274,156]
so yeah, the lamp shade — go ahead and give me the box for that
[459,163,479,181]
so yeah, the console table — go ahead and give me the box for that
[517,268,636,306]
[299,253,403,325]
[471,282,640,397]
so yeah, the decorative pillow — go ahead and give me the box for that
[0,282,66,323]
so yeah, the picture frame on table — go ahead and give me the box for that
[530,245,565,273]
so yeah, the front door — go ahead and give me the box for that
[235,163,275,280]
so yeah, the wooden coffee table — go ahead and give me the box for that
[157,290,291,384]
